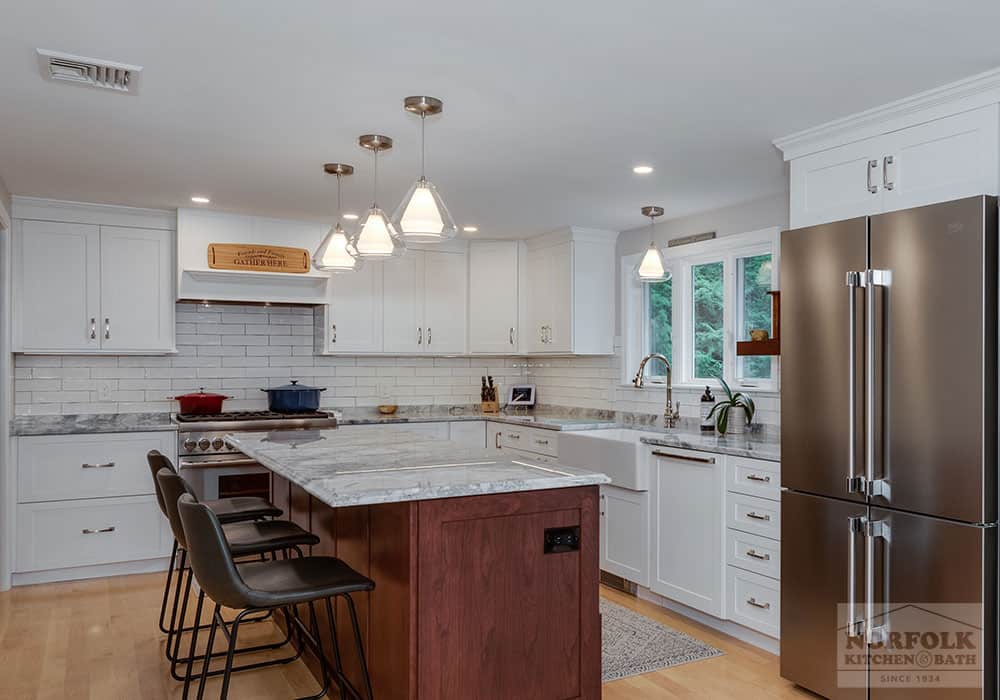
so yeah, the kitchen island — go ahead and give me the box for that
[227,428,609,700]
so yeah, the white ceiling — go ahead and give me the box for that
[2,1,999,238]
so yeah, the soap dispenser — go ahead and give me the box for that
[700,386,716,432]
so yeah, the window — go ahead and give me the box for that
[623,227,779,392]
[691,260,724,379]
[737,253,773,381]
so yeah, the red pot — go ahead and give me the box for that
[171,388,231,415]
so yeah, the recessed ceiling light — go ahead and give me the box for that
[463,226,478,233]
[632,165,654,175]
[343,213,359,220]
[190,196,210,204]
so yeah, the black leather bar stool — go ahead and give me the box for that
[156,468,319,681]
[177,493,375,700]
[147,450,282,636]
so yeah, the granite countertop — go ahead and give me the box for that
[639,429,780,462]
[227,428,610,507]
[10,412,178,436]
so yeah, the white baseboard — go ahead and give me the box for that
[636,586,780,655]
[12,556,171,586]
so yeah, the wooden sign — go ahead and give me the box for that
[207,243,310,273]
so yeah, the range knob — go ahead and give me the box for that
[183,438,197,452]
[198,438,211,451]
[211,437,225,450]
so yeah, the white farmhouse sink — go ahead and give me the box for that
[557,428,663,490]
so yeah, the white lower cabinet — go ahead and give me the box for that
[649,447,725,617]
[725,566,780,638]
[600,485,649,587]
[447,421,487,448]
[14,431,176,578]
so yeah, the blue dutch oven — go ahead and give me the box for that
[260,380,326,412]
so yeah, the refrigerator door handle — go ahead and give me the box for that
[846,271,864,494]
[865,518,891,646]
[864,269,892,499]
[847,515,865,638]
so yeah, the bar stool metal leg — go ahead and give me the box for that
[159,539,179,634]
[343,594,374,700]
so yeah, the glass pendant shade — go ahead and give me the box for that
[393,176,457,243]
[313,223,361,272]
[351,206,404,258]
[636,242,668,281]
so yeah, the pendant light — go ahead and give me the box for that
[635,206,669,282]
[392,96,457,243]
[351,134,405,259]
[312,163,361,272]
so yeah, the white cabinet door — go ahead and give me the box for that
[523,248,551,352]
[422,250,467,354]
[382,254,424,353]
[468,241,519,353]
[99,226,175,352]
[14,220,101,352]
[881,104,1000,213]
[546,242,574,352]
[600,485,649,587]
[326,263,383,353]
[789,136,884,229]
[448,421,486,448]
[650,447,726,617]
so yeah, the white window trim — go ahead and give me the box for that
[621,227,781,392]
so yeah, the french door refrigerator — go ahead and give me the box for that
[780,195,998,699]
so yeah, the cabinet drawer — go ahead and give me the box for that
[726,566,780,638]
[16,496,169,572]
[726,528,781,579]
[726,492,781,539]
[726,457,780,501]
[18,431,176,503]
[497,426,558,457]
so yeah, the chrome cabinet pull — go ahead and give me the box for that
[745,511,771,522]
[745,473,770,483]
[104,318,111,340]
[846,271,862,493]
[417,327,423,345]
[89,317,97,340]
[507,433,520,439]
[536,438,549,445]
[746,549,770,561]
[427,327,431,345]
[331,323,336,343]
[882,155,895,191]
[600,494,606,516]
[847,515,865,638]
[81,461,115,469]
[495,432,501,449]
[746,597,771,610]
[82,526,115,534]
[867,159,879,194]
[651,450,716,465]
[509,327,515,345]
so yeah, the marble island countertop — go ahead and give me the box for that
[227,428,610,507]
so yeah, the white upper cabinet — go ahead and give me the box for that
[13,215,175,354]
[318,263,383,353]
[468,241,520,354]
[778,70,1000,229]
[522,228,617,355]
[381,248,468,355]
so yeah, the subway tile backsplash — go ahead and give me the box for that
[14,303,779,426]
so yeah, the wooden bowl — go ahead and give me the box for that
[377,404,398,415]
[749,329,770,342]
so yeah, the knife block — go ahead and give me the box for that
[480,401,500,414]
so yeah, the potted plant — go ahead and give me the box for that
[707,377,755,435]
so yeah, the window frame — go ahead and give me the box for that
[622,226,780,392]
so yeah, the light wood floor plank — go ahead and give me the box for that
[0,574,816,698]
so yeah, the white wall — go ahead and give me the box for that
[528,192,789,427]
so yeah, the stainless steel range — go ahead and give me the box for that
[174,410,338,500]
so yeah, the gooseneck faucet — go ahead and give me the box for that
[633,353,681,428]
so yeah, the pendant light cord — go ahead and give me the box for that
[420,114,426,180]
[336,173,342,222]
[372,148,379,208]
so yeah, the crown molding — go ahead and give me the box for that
[11,196,175,230]
[774,66,1000,161]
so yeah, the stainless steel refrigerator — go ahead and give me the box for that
[780,195,998,699]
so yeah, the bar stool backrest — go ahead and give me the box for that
[156,468,197,549]
[177,494,253,609]
[147,450,176,517]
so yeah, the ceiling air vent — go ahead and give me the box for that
[36,49,142,94]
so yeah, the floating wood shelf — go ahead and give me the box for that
[736,291,781,357]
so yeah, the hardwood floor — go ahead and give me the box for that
[0,573,814,699]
